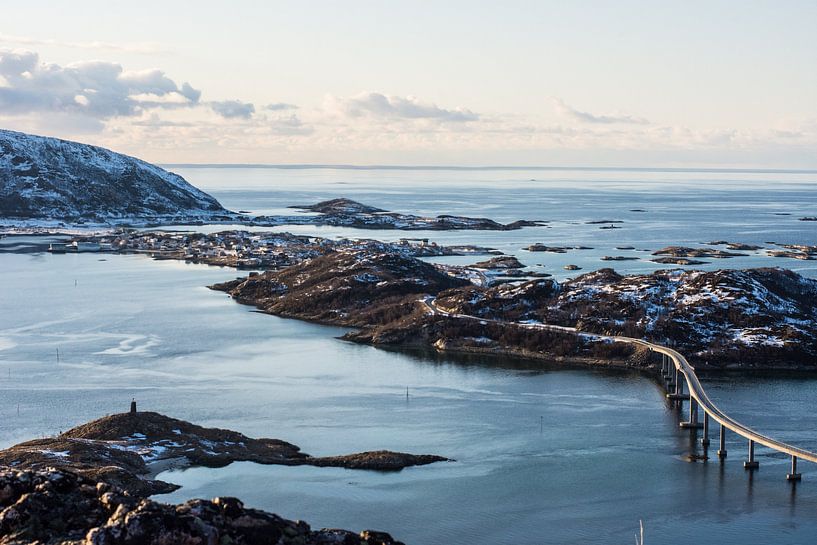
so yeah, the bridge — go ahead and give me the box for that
[421,296,817,481]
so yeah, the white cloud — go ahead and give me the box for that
[0,48,200,118]
[326,92,479,122]
[552,98,649,125]
[0,48,812,166]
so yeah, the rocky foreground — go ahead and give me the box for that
[0,411,447,497]
[0,467,405,545]
[213,248,817,370]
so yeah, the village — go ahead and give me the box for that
[49,230,498,270]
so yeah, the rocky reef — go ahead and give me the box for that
[652,246,748,259]
[0,467,405,545]
[0,411,448,497]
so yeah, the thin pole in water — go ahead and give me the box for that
[56,348,60,363]
[406,387,409,400]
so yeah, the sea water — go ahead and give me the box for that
[1,167,817,544]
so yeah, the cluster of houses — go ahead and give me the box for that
[59,230,462,271]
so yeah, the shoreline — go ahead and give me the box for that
[6,231,817,372]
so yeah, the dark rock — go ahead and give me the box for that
[471,256,525,269]
[600,256,639,261]
[525,244,592,253]
[0,467,403,545]
[652,246,748,258]
[651,257,709,266]
[308,451,449,471]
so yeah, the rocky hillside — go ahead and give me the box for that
[0,129,230,223]
[215,250,817,368]
[213,249,469,325]
[433,267,817,368]
[0,467,405,545]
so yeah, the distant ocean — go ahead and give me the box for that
[2,166,817,544]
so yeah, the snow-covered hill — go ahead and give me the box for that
[0,129,231,224]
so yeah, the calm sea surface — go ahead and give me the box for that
[2,167,817,544]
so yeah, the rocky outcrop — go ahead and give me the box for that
[0,467,405,545]
[471,256,525,269]
[276,198,542,231]
[767,244,817,261]
[0,129,230,223]
[600,256,639,261]
[650,257,709,266]
[306,451,448,470]
[525,244,593,253]
[0,411,448,497]
[652,246,748,259]
[212,249,468,326]
[433,267,817,368]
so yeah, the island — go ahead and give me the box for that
[0,407,449,544]
[652,246,749,259]
[0,409,448,497]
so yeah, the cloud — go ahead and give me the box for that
[267,114,313,135]
[0,48,200,118]
[327,92,479,122]
[210,99,255,119]
[0,33,169,54]
[264,102,298,111]
[552,98,649,125]
[131,113,195,128]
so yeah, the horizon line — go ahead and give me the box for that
[159,163,817,175]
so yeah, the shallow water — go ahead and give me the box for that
[2,168,817,544]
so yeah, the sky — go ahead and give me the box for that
[1,1,815,167]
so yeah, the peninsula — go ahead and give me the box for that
[212,250,817,370]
